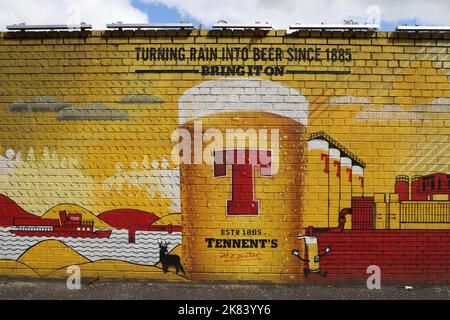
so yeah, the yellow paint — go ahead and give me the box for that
[47,260,189,281]
[0,30,449,281]
[0,260,40,277]
[153,213,182,226]
[18,240,89,277]
[181,112,307,282]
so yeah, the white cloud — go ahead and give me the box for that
[2,0,449,31]
[355,98,450,122]
[141,0,450,28]
[0,0,148,30]
[355,105,429,121]
[415,98,450,113]
[329,96,371,105]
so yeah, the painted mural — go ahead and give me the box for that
[0,29,449,283]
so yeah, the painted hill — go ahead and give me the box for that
[0,194,40,227]
[152,213,181,226]
[0,259,40,277]
[18,240,90,277]
[46,259,189,281]
[42,204,112,229]
[98,208,159,230]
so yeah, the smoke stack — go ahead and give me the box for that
[411,175,427,201]
[395,175,410,201]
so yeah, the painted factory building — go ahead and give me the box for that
[0,27,449,283]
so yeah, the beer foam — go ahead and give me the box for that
[178,78,309,126]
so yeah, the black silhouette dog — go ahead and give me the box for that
[159,242,185,274]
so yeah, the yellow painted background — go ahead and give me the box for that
[0,30,449,280]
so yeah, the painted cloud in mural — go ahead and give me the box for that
[328,96,371,105]
[414,98,450,113]
[355,105,429,121]
[8,96,70,112]
[355,98,450,122]
[121,94,165,104]
[57,103,129,121]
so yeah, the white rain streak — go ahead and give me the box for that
[396,89,450,174]
[418,46,450,77]
[433,48,447,61]
[0,227,181,265]
[398,137,449,174]
[427,147,450,174]
[419,47,446,61]
[396,136,442,172]
[417,144,449,173]
[406,143,443,173]
[420,47,434,61]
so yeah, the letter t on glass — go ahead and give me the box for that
[213,149,272,216]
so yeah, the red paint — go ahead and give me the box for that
[99,209,181,243]
[321,153,329,174]
[346,168,352,183]
[416,173,450,199]
[13,218,59,227]
[2,202,181,242]
[395,175,410,201]
[214,149,272,216]
[98,209,159,229]
[351,197,374,230]
[411,175,428,201]
[0,194,40,227]
[314,230,450,283]
[333,160,341,178]
[11,210,112,238]
[358,176,364,188]
[398,173,450,201]
[313,208,352,233]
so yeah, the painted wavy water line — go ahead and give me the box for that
[0,227,182,265]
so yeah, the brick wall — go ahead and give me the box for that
[0,29,449,283]
[315,230,450,284]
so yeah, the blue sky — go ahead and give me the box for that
[382,19,419,31]
[132,1,418,31]
[132,1,201,25]
[0,0,440,31]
